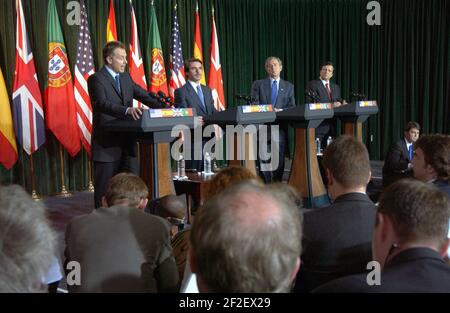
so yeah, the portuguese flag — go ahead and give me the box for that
[146,2,168,95]
[44,0,80,157]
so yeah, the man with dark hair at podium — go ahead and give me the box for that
[305,61,346,148]
[88,41,163,208]
[174,58,217,172]
[382,121,420,188]
[251,56,295,182]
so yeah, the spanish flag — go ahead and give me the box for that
[106,0,118,42]
[193,1,206,85]
[0,66,18,169]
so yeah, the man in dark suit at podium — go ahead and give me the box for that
[305,61,346,147]
[382,121,420,188]
[174,58,217,172]
[88,41,162,208]
[251,56,295,182]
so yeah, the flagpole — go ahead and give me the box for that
[56,143,72,197]
[87,158,94,193]
[29,153,41,201]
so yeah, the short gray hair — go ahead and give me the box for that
[265,56,283,68]
[190,181,302,292]
[0,185,57,292]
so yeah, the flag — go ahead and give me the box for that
[193,2,206,85]
[146,1,169,96]
[106,0,118,42]
[74,0,94,158]
[12,0,45,157]
[45,0,80,157]
[128,0,147,108]
[169,4,185,100]
[208,8,226,111]
[0,66,18,169]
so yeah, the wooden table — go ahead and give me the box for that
[173,171,215,224]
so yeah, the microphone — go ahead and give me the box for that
[157,91,173,107]
[351,92,366,100]
[149,91,168,107]
[305,89,320,102]
[234,94,251,101]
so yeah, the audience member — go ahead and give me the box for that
[0,185,57,292]
[190,182,302,292]
[294,135,376,292]
[412,133,450,198]
[65,173,178,292]
[382,121,420,188]
[315,179,450,292]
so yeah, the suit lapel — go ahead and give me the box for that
[100,66,122,99]
[401,140,409,160]
[187,83,207,115]
[264,78,272,105]
[276,79,287,108]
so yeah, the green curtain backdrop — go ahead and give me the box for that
[0,0,449,195]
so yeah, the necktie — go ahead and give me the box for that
[325,83,331,101]
[115,75,121,93]
[408,145,413,160]
[271,80,278,106]
[196,85,206,111]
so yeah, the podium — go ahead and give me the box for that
[334,101,378,141]
[103,108,196,200]
[277,103,334,208]
[204,105,276,174]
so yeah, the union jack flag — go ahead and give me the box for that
[12,0,45,155]
[168,4,185,100]
[74,0,94,157]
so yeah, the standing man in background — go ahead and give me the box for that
[305,61,346,148]
[251,56,295,183]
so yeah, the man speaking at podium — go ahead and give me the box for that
[305,61,346,148]
[251,56,295,183]
[174,58,217,172]
[88,41,162,208]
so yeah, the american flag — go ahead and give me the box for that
[74,0,94,158]
[169,4,185,100]
[12,0,45,155]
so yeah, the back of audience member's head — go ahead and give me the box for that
[102,173,148,209]
[206,166,262,199]
[413,134,450,182]
[322,135,371,194]
[0,185,57,292]
[373,179,450,268]
[270,182,303,209]
[157,194,186,220]
[190,181,302,292]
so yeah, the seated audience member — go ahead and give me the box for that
[154,194,187,237]
[382,121,420,188]
[179,166,262,292]
[189,182,302,292]
[412,134,450,198]
[315,179,450,293]
[65,173,178,293]
[294,135,377,292]
[0,185,57,292]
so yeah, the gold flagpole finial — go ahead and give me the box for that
[212,5,215,15]
[151,0,154,6]
[196,1,199,12]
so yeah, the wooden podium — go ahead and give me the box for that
[277,103,334,208]
[334,101,378,141]
[103,108,196,200]
[204,105,276,175]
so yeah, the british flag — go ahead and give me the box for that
[74,0,94,158]
[12,0,45,155]
[168,4,185,100]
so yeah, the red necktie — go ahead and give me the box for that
[325,83,332,101]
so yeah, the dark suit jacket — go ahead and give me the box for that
[314,248,450,293]
[250,78,295,109]
[382,139,413,187]
[174,82,217,117]
[305,79,342,139]
[295,192,376,292]
[88,66,161,162]
[64,205,179,293]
